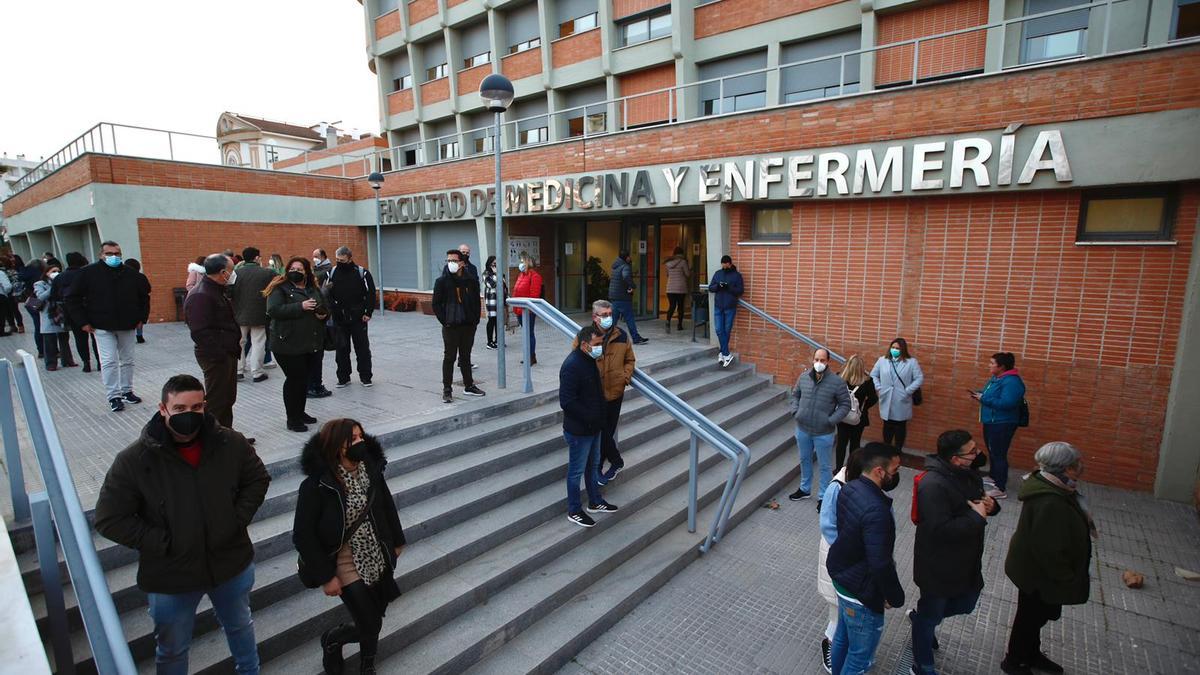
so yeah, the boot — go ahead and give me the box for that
[82,362,92,373]
[359,654,376,675]
[321,625,347,675]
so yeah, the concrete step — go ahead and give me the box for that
[161,393,792,674]
[59,368,779,671]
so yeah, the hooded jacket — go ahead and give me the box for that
[1005,471,1092,606]
[609,257,634,301]
[789,369,852,436]
[292,433,405,594]
[913,454,1000,597]
[94,413,269,594]
[826,476,905,614]
[664,255,691,294]
[707,267,744,310]
[64,260,152,331]
[979,369,1026,425]
[186,262,206,292]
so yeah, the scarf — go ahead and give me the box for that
[1040,470,1099,539]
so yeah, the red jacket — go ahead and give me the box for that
[511,269,543,316]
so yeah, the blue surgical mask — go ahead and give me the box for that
[589,345,603,359]
[890,348,901,358]
[104,255,122,268]
[599,316,613,330]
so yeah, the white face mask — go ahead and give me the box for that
[813,361,827,373]
[313,257,321,265]
[518,262,528,272]
[447,261,461,274]
[48,271,60,280]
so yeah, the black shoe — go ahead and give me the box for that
[359,655,376,675]
[82,362,92,373]
[1030,653,1063,673]
[335,380,351,389]
[463,385,485,397]
[586,502,619,513]
[109,397,125,413]
[307,388,333,399]
[816,499,822,513]
[1000,658,1034,675]
[789,488,811,501]
[361,379,373,387]
[287,421,309,433]
[238,373,246,381]
[633,337,649,345]
[301,413,318,424]
[567,511,596,528]
[136,335,146,344]
[246,438,256,445]
[820,637,832,674]
[253,374,268,383]
[122,392,142,404]
[443,390,453,404]
[321,626,345,675]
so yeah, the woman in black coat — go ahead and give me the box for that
[834,354,879,470]
[293,419,405,675]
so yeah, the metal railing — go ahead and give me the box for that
[699,285,846,364]
[1,351,135,674]
[505,298,750,553]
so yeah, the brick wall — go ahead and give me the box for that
[727,185,1199,491]
[375,10,401,40]
[457,64,491,99]
[694,0,845,38]
[551,29,602,69]
[501,47,543,81]
[137,219,368,322]
[272,136,387,171]
[876,0,989,86]
[408,0,437,24]
[388,88,415,115]
[420,77,451,105]
[618,63,676,127]
[613,0,668,20]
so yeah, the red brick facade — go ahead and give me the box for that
[420,77,451,105]
[138,219,367,323]
[613,0,669,20]
[551,29,602,69]
[457,64,491,99]
[408,0,437,25]
[876,0,989,86]
[374,10,401,40]
[617,64,676,127]
[388,88,415,115]
[695,0,845,38]
[272,136,387,171]
[501,47,543,81]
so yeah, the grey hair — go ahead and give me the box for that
[335,246,352,258]
[1034,441,1081,474]
[203,254,230,275]
[592,299,612,312]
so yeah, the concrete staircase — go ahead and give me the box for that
[21,346,800,674]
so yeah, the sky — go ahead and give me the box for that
[0,0,380,161]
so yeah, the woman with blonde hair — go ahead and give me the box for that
[834,354,877,469]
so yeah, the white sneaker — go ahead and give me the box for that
[717,354,725,365]
[263,362,277,369]
[722,354,734,368]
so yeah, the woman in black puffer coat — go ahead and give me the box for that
[293,419,405,675]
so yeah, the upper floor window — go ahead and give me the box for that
[521,126,549,146]
[393,74,413,91]
[1021,0,1089,64]
[560,12,598,38]
[1077,186,1177,243]
[510,37,541,54]
[620,11,671,46]
[464,51,491,69]
[439,140,460,161]
[426,63,449,81]
[1173,0,1200,39]
[752,207,792,241]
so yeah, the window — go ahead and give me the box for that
[703,91,766,115]
[559,12,598,38]
[1022,0,1089,64]
[426,63,448,81]
[698,51,767,116]
[781,31,861,103]
[463,52,491,69]
[568,112,607,137]
[265,147,279,165]
[1077,187,1176,242]
[1172,0,1200,39]
[620,11,671,46]
[439,141,460,160]
[393,74,413,91]
[402,147,421,166]
[521,126,549,145]
[751,207,792,241]
[473,135,495,154]
[509,37,541,54]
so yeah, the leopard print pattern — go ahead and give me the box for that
[339,465,387,586]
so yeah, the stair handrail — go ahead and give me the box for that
[2,351,136,674]
[505,298,750,553]
[701,285,846,364]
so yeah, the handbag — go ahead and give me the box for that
[323,322,338,352]
[25,295,46,312]
[842,384,863,426]
[890,359,922,406]
[297,485,376,589]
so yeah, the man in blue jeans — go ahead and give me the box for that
[707,255,744,367]
[608,251,649,346]
[826,442,905,675]
[560,325,620,527]
[94,375,270,673]
[788,348,852,505]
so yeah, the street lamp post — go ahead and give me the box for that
[368,172,385,315]
[479,74,514,389]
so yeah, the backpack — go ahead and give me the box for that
[910,470,929,524]
[1018,398,1030,427]
[842,384,862,426]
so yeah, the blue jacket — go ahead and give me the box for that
[559,349,605,436]
[707,268,744,310]
[979,371,1025,424]
[826,476,905,614]
[819,475,845,545]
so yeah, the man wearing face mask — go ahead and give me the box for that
[909,430,999,675]
[65,240,152,413]
[327,246,377,388]
[826,442,905,675]
[183,254,244,434]
[432,249,485,403]
[95,374,270,674]
[560,325,619,527]
[608,251,648,345]
[788,348,852,506]
[573,300,636,483]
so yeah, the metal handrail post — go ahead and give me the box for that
[687,432,698,533]
[839,54,846,95]
[912,39,921,84]
[31,492,73,674]
[714,453,750,541]
[522,312,533,393]
[718,78,725,114]
[734,297,846,363]
[0,363,30,522]
[1101,0,1114,54]
[167,131,174,161]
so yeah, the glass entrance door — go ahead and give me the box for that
[622,219,658,318]
[559,221,587,313]
[658,217,707,316]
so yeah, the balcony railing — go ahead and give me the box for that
[5,0,1194,199]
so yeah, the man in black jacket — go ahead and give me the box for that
[184,254,243,432]
[432,249,485,403]
[910,430,998,674]
[826,442,904,675]
[230,247,276,383]
[64,240,151,412]
[328,246,377,388]
[94,374,270,674]
[560,325,619,527]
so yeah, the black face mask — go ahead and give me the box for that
[166,410,204,437]
[971,452,988,469]
[881,471,901,492]
[337,260,352,267]
[345,440,368,463]
[287,270,305,283]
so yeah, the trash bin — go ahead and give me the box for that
[173,287,188,322]
[690,291,709,342]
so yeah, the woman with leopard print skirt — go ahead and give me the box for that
[293,419,406,674]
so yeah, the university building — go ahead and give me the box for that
[2,0,1199,499]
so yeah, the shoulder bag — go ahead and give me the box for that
[842,384,863,425]
[297,485,377,589]
[890,359,923,406]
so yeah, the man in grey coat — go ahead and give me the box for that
[788,347,852,506]
[230,247,276,383]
